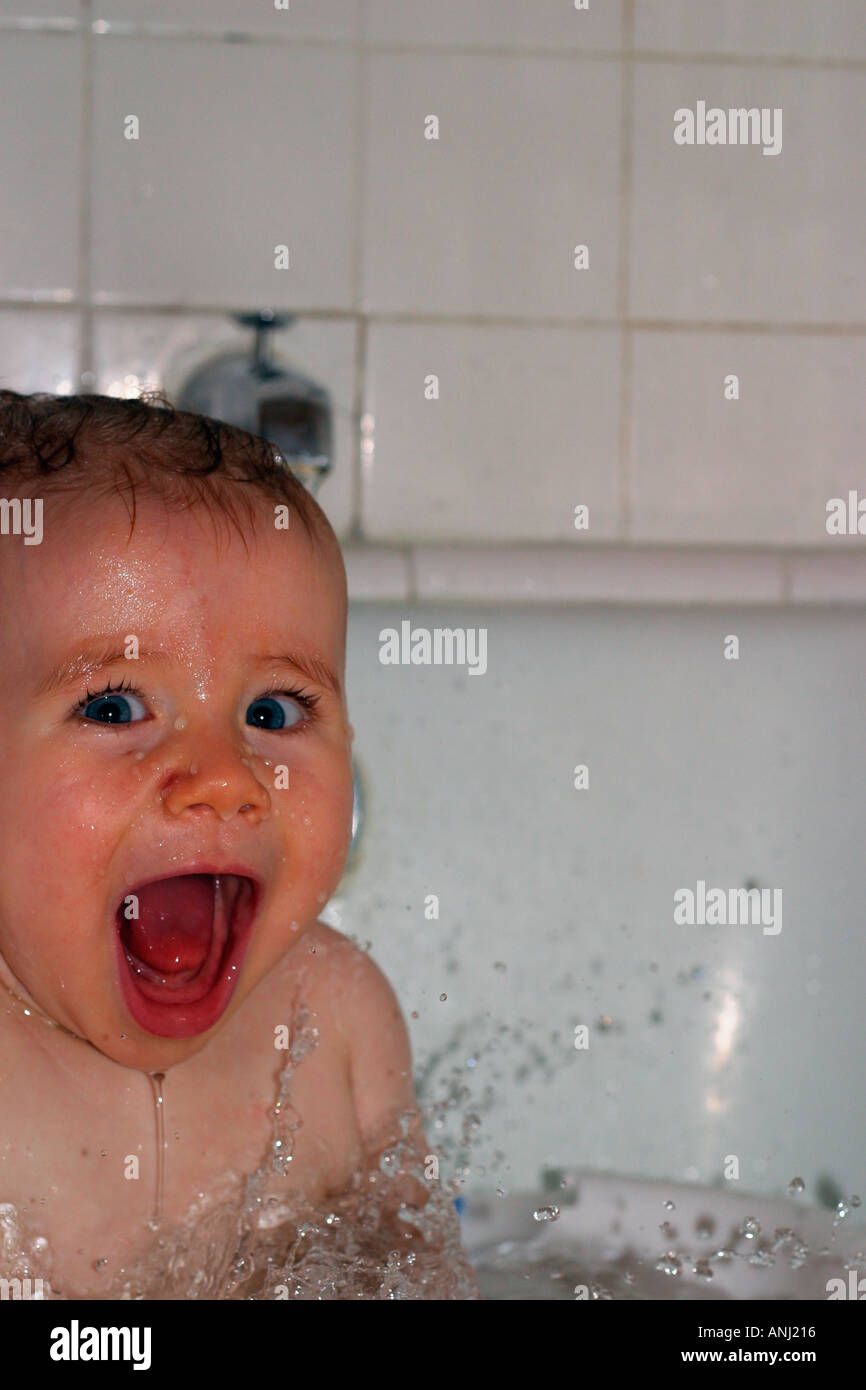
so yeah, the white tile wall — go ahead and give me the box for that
[363,322,622,542]
[92,1,360,40]
[362,51,622,318]
[343,546,866,606]
[788,553,866,604]
[90,38,359,308]
[630,331,866,546]
[412,545,785,604]
[92,312,358,536]
[0,35,82,298]
[342,544,410,600]
[0,1,79,18]
[636,0,866,62]
[0,2,863,565]
[366,0,623,52]
[630,62,866,325]
[340,604,866,1193]
[0,310,79,390]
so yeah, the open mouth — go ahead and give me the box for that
[115,873,259,1039]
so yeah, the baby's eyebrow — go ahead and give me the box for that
[34,641,342,701]
[34,641,168,696]
[263,653,342,701]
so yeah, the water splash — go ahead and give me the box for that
[146,1071,166,1231]
[0,1003,479,1300]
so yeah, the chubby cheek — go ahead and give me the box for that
[255,749,354,961]
[1,753,116,888]
[0,756,117,1002]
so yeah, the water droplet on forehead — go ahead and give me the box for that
[533,1205,560,1223]
[787,1176,805,1196]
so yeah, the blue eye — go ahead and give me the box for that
[246,694,304,731]
[79,688,148,725]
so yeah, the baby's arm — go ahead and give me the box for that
[342,948,430,1207]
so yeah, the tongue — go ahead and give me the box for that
[123,875,216,974]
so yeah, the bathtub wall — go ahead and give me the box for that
[0,1,863,1197]
[339,603,866,1201]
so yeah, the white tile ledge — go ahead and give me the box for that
[342,545,866,606]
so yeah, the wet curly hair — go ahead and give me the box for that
[0,387,327,550]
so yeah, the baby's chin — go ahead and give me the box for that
[67,936,305,1074]
[2,955,252,1074]
[2,890,315,1071]
[8,982,214,1073]
[60,990,253,1074]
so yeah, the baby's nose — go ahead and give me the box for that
[159,744,271,824]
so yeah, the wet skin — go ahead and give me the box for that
[0,487,424,1296]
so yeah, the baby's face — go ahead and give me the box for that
[0,482,354,1070]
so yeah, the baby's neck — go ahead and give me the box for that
[0,958,80,1038]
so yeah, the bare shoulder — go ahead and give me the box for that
[293,922,417,1151]
[290,919,397,989]
[296,922,408,1042]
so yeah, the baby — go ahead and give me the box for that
[0,388,475,1300]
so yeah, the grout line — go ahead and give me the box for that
[348,34,368,313]
[348,316,365,541]
[1,18,864,71]
[616,0,635,541]
[88,27,357,50]
[346,544,866,608]
[348,0,370,544]
[359,43,866,72]
[406,546,418,604]
[3,18,865,71]
[2,300,865,336]
[0,18,80,32]
[76,0,94,386]
[780,552,793,603]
